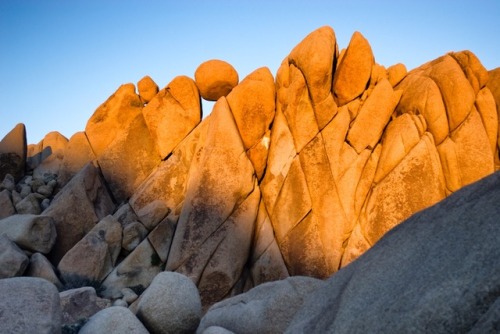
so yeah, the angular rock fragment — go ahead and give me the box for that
[58,215,122,288]
[0,214,56,254]
[0,235,29,278]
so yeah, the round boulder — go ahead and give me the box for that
[137,75,159,104]
[195,59,239,101]
[136,271,202,334]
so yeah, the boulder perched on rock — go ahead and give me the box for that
[286,171,500,333]
[0,123,27,182]
[195,59,239,101]
[79,306,149,334]
[0,214,56,254]
[137,75,159,104]
[136,272,202,334]
[0,277,62,334]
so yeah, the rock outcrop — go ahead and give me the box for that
[0,24,499,333]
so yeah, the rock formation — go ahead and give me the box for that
[0,25,499,333]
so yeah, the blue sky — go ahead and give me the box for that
[1,1,499,144]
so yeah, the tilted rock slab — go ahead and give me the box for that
[85,83,160,202]
[43,161,115,264]
[58,215,122,288]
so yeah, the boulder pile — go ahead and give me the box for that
[0,25,499,333]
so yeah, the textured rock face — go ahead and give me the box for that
[0,277,62,334]
[0,24,499,331]
[58,215,122,287]
[286,171,500,333]
[85,83,160,202]
[261,27,497,278]
[195,59,239,101]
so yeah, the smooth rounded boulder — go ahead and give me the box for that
[136,271,202,334]
[195,59,239,101]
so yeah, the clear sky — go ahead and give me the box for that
[1,0,499,144]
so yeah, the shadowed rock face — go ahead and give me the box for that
[0,25,499,328]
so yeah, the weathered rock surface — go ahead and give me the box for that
[0,214,56,253]
[0,234,29,278]
[0,277,62,334]
[195,59,239,101]
[43,161,115,264]
[0,123,27,182]
[198,276,324,334]
[58,215,122,288]
[142,75,201,159]
[286,171,500,333]
[137,272,202,334]
[165,97,258,308]
[79,306,149,334]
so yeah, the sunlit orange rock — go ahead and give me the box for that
[289,26,338,129]
[195,59,239,101]
[137,75,159,104]
[387,63,407,87]
[166,98,258,307]
[58,132,96,187]
[86,83,160,202]
[142,75,201,159]
[333,31,374,106]
[226,67,275,179]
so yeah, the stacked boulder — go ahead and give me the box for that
[0,24,499,333]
